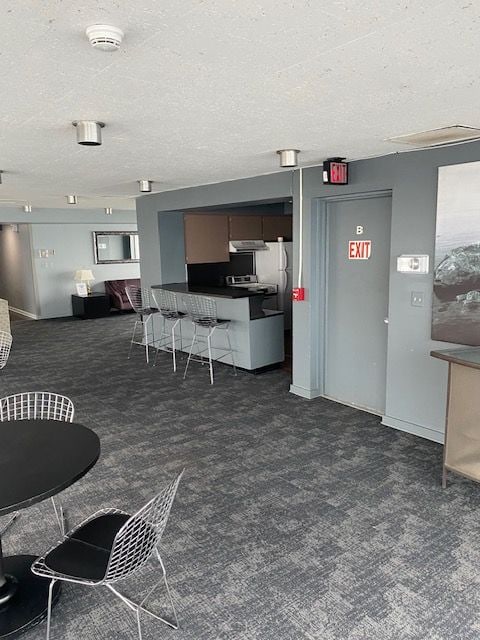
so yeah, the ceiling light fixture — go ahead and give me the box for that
[138,180,152,193]
[86,25,124,51]
[105,207,113,215]
[276,149,300,168]
[67,195,77,205]
[72,120,105,146]
[23,204,32,213]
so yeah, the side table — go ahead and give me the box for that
[71,293,111,319]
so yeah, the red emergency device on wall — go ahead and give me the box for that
[292,287,305,302]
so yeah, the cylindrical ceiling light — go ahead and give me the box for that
[23,204,32,213]
[276,149,300,168]
[72,120,105,146]
[105,207,113,215]
[67,195,77,205]
[138,180,152,193]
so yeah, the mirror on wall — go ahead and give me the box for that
[93,231,140,264]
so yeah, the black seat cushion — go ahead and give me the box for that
[44,513,130,581]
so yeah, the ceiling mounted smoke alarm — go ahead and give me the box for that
[86,25,124,52]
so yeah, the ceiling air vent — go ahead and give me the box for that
[386,126,480,147]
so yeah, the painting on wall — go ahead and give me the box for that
[432,161,480,345]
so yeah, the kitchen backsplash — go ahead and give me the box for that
[187,253,254,286]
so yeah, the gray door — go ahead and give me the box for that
[324,194,392,415]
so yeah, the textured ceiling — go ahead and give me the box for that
[0,0,478,210]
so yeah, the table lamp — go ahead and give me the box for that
[74,269,95,294]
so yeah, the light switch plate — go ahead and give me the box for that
[411,291,424,307]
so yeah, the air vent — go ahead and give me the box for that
[386,126,480,147]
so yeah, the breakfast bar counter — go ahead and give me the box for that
[152,283,285,371]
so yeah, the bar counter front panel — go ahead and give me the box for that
[152,283,285,370]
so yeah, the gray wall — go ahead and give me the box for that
[0,224,38,316]
[0,207,138,319]
[0,207,135,225]
[31,223,140,318]
[136,140,480,444]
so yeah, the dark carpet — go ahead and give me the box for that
[1,314,480,640]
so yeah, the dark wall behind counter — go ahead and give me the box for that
[187,253,254,286]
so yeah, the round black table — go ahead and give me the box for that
[0,420,100,638]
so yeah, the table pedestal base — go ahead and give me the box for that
[0,555,60,638]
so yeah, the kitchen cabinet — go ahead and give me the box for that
[229,215,263,240]
[184,214,229,264]
[262,215,293,242]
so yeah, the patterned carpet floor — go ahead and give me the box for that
[1,314,480,639]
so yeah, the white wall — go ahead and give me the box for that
[0,224,38,317]
[31,223,140,318]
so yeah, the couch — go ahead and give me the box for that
[105,279,141,311]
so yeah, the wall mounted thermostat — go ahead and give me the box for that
[396,254,429,274]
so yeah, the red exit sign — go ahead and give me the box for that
[348,240,372,260]
[323,158,348,184]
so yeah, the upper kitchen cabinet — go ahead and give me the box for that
[262,215,293,242]
[184,214,230,264]
[229,215,263,240]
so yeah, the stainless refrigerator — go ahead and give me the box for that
[255,239,293,330]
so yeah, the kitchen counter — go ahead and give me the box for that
[153,282,264,299]
[153,283,283,321]
[151,282,284,371]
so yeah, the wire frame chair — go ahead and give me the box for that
[183,295,236,384]
[125,285,153,314]
[154,288,180,319]
[0,391,74,422]
[32,471,184,640]
[0,392,74,535]
[184,294,218,326]
[0,331,12,370]
[151,290,184,372]
[125,286,158,364]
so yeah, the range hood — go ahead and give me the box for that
[229,240,267,252]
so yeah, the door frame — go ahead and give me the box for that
[314,190,392,412]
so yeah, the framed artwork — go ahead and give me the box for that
[75,282,88,297]
[432,161,480,345]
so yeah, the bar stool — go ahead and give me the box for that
[125,285,159,364]
[151,289,185,372]
[183,295,236,385]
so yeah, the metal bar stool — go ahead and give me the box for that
[151,289,185,372]
[183,295,236,385]
[125,286,159,364]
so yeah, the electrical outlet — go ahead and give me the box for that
[411,291,424,307]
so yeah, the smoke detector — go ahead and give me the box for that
[86,25,124,51]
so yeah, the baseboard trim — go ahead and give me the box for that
[9,306,38,320]
[382,415,444,444]
[289,385,323,399]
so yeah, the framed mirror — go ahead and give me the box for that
[93,231,140,264]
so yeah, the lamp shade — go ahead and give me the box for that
[74,269,95,282]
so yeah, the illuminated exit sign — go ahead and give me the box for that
[348,240,372,260]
